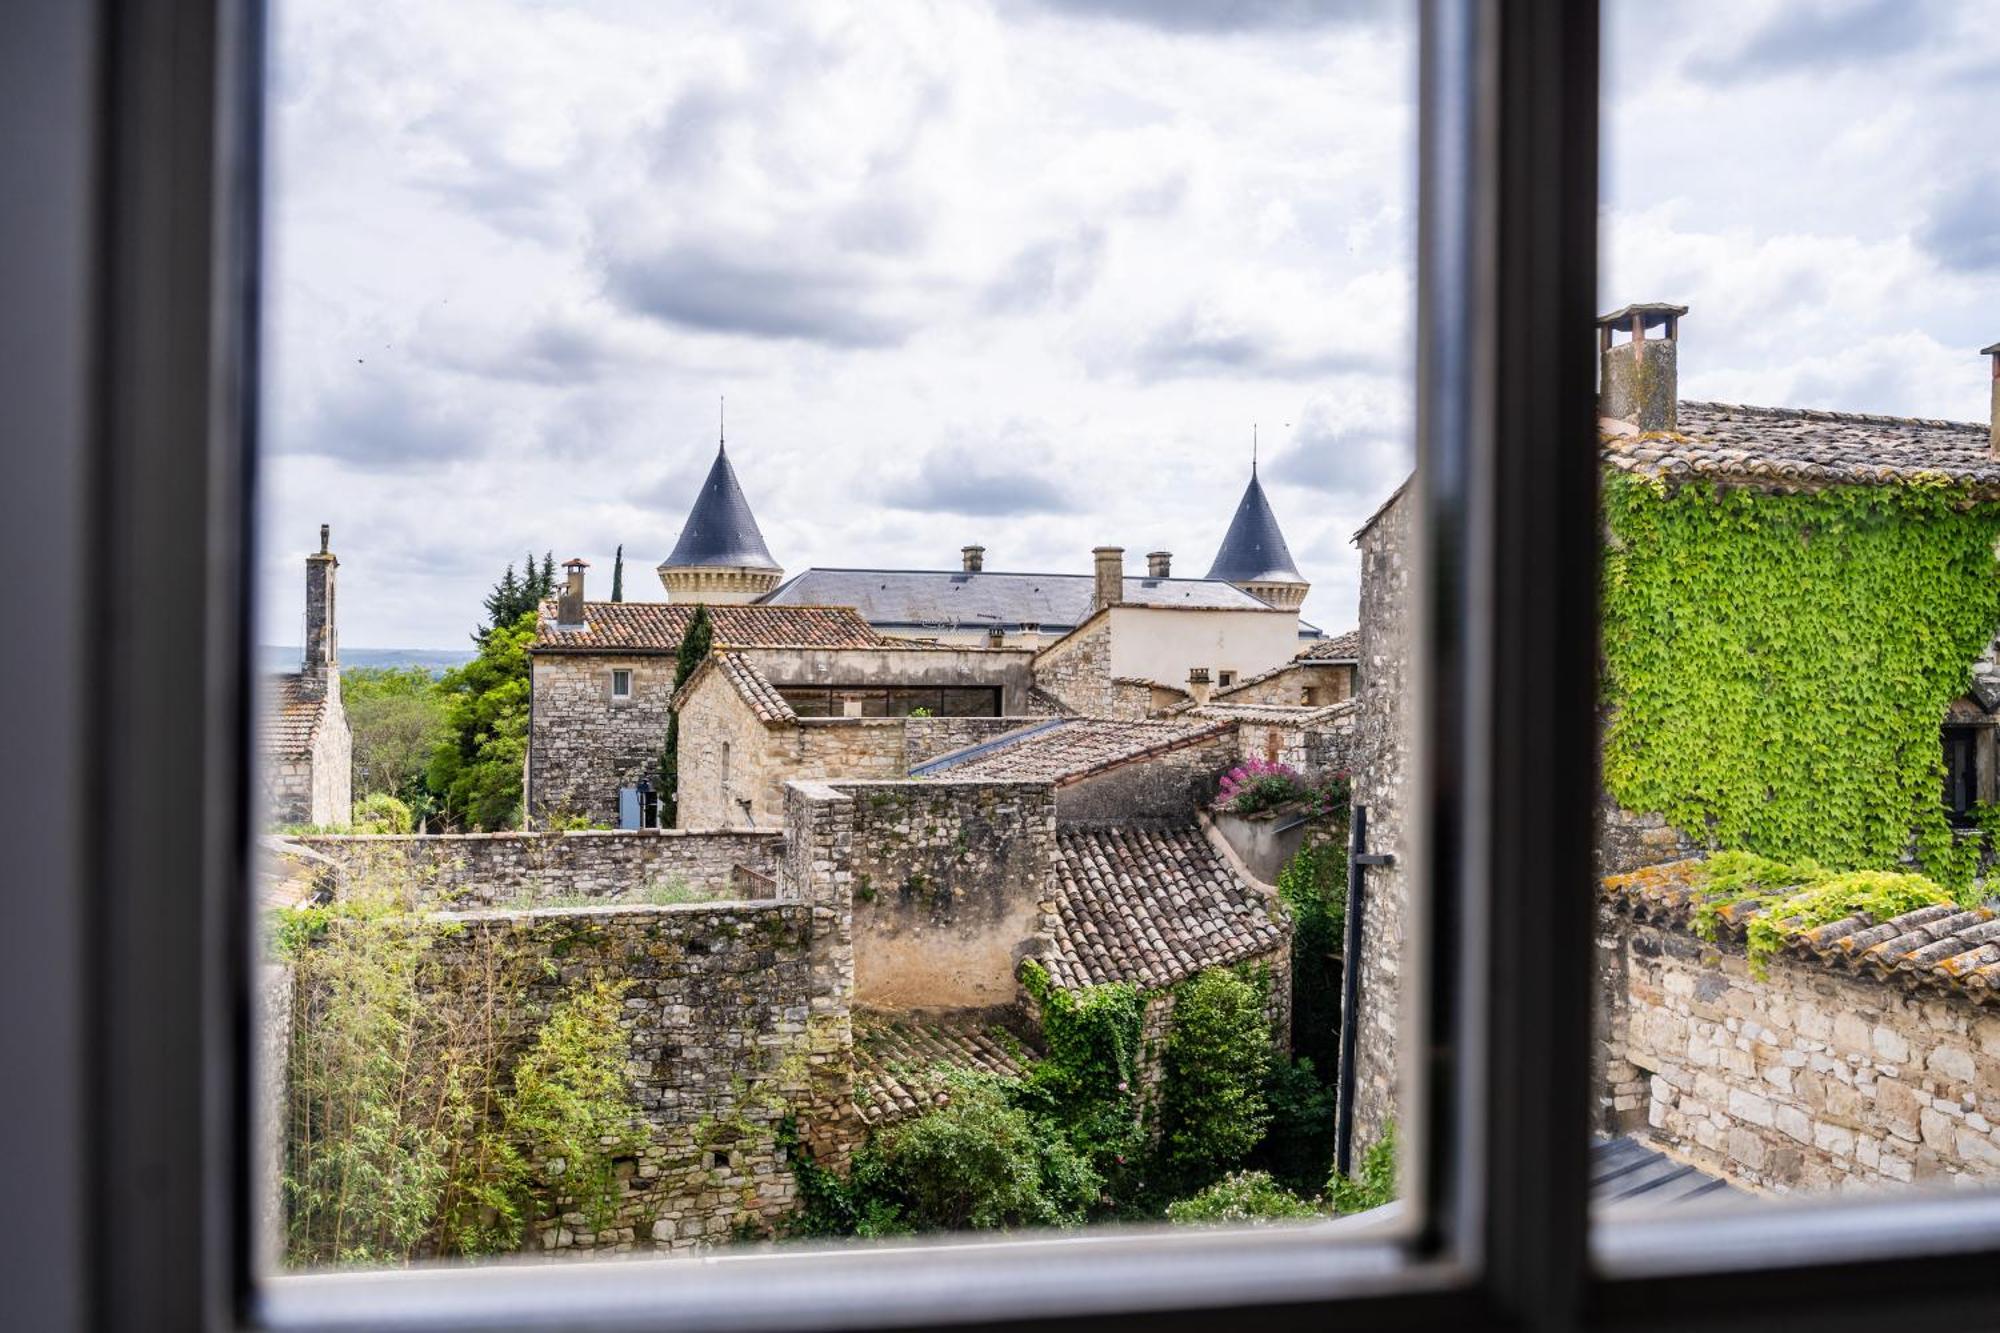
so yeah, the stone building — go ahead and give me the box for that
[262,526,351,827]
[525,563,884,826]
[1341,310,2000,1181]
[1199,628,1359,709]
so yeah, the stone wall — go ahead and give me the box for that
[311,685,352,826]
[1602,904,2000,1193]
[292,828,784,908]
[1596,789,1701,876]
[1033,618,1140,718]
[1217,662,1354,709]
[903,717,1046,767]
[1054,731,1237,825]
[1227,703,1361,778]
[528,653,675,826]
[415,900,850,1252]
[805,779,1058,1011]
[1346,486,1414,1157]
[741,645,1038,715]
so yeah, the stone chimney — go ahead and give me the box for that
[558,558,588,628]
[962,544,985,573]
[300,525,338,698]
[1018,621,1041,650]
[1186,667,1213,706]
[1147,551,1172,578]
[986,624,1005,649]
[1092,546,1124,614]
[1597,302,1688,433]
[1985,341,1999,455]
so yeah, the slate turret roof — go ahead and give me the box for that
[1206,466,1305,586]
[661,444,780,571]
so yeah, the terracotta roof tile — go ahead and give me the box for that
[1040,823,1286,991]
[531,600,882,653]
[1603,401,1999,493]
[1295,628,1359,662]
[1603,858,2000,1001]
[911,717,1232,784]
[850,1012,1034,1128]
[263,674,325,757]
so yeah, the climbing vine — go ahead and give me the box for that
[1673,850,1958,978]
[1601,476,2000,885]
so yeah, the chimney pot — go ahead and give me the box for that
[558,558,588,628]
[962,544,985,573]
[1186,666,1213,706]
[1597,302,1688,432]
[986,624,1005,648]
[1147,550,1172,578]
[1984,341,2000,456]
[1092,546,1124,615]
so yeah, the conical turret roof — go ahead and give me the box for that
[662,443,780,571]
[1205,465,1304,584]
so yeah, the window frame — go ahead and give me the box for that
[25,0,2000,1329]
[609,667,633,702]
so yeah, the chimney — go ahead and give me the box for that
[1147,551,1172,578]
[1186,666,1213,706]
[1597,302,1688,432]
[1093,546,1124,614]
[986,624,1005,649]
[558,558,588,628]
[1985,341,2000,455]
[1018,621,1041,650]
[962,544,985,573]
[301,525,337,697]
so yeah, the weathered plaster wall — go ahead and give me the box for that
[821,779,1058,1011]
[1602,905,2000,1193]
[1054,732,1237,825]
[1104,605,1300,690]
[413,900,851,1252]
[292,828,784,907]
[529,653,674,826]
[1346,487,1414,1158]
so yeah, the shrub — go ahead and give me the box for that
[1214,760,1310,815]
[872,1073,1100,1232]
[1250,1057,1337,1196]
[1166,1170,1319,1224]
[1158,967,1272,1191]
[1276,838,1346,1078]
[1016,962,1147,1212]
[1328,1122,1397,1215]
[351,792,415,834]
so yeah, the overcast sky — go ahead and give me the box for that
[259,0,2000,650]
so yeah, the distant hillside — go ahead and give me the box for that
[261,646,474,676]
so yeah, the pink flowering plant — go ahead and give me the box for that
[1214,760,1311,815]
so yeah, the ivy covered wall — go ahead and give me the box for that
[1601,476,2000,882]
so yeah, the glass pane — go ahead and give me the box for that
[1594,1,2000,1226]
[256,0,1416,1276]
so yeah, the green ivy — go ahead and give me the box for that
[1683,850,1957,978]
[1158,967,1272,1193]
[1016,961,1147,1209]
[1602,476,2000,886]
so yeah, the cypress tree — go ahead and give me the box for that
[659,603,713,827]
[611,545,624,603]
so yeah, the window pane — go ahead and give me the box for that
[256,0,1417,1279]
[1594,0,2000,1227]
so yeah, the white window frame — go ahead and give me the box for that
[17,1,2000,1329]
[609,667,633,702]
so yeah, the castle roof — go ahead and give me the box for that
[530,601,881,654]
[759,566,1277,632]
[661,444,780,572]
[1206,466,1305,586]
[1039,822,1286,991]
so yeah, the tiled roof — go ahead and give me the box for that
[673,651,797,724]
[850,1012,1034,1128]
[1186,699,1359,726]
[531,600,882,654]
[661,443,780,571]
[263,674,325,757]
[1602,401,1999,493]
[1207,467,1305,585]
[911,716,1233,784]
[1206,651,1352,705]
[1604,858,2000,1002]
[1296,628,1359,662]
[1041,823,1286,990]
[758,567,1270,631]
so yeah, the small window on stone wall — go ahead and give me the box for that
[610,668,632,701]
[1218,670,1237,688]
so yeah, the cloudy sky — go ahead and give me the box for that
[259,0,2000,650]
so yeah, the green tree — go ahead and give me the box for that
[1158,967,1273,1192]
[480,563,525,638]
[342,666,447,811]
[610,545,623,602]
[873,1074,1099,1232]
[659,603,713,826]
[427,611,534,830]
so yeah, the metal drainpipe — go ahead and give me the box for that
[1335,804,1395,1177]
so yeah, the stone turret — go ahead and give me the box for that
[658,439,784,605]
[1206,463,1308,611]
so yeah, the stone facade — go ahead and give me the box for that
[902,717,1046,767]
[1053,730,1237,824]
[528,653,675,826]
[1210,661,1354,709]
[419,900,848,1252]
[292,828,784,908]
[1032,616,1133,717]
[1596,789,1701,877]
[742,644,1037,715]
[1345,484,1414,1158]
[1600,903,2000,1193]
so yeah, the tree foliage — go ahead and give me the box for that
[427,611,534,830]
[1158,967,1272,1192]
[343,665,447,812]
[610,544,623,603]
[480,552,554,641]
[1328,1121,1397,1215]
[1602,477,2000,886]
[1165,1170,1318,1224]
[1016,961,1147,1208]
